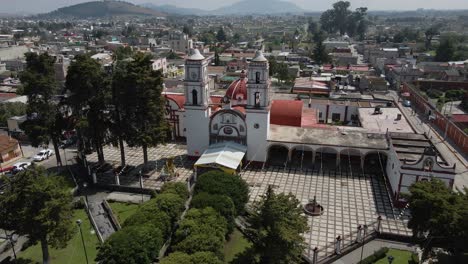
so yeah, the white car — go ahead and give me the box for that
[12,162,32,174]
[33,149,54,162]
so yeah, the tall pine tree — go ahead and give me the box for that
[66,54,111,163]
[20,52,63,166]
[114,53,170,169]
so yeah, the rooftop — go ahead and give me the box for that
[268,125,389,150]
[359,108,414,134]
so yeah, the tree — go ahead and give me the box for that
[124,210,172,238]
[20,52,63,166]
[332,1,352,35]
[195,171,249,215]
[214,49,220,66]
[0,166,74,264]
[425,25,440,50]
[191,192,236,233]
[246,186,309,264]
[307,20,318,36]
[160,182,189,200]
[113,52,170,168]
[66,54,111,163]
[161,251,223,264]
[313,31,330,65]
[435,38,456,62]
[216,27,226,42]
[140,193,185,223]
[113,46,133,61]
[0,102,26,127]
[173,208,227,258]
[96,225,164,264]
[182,24,193,37]
[320,9,336,34]
[406,180,468,254]
[319,1,368,38]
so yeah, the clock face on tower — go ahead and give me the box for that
[190,70,198,80]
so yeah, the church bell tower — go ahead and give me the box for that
[184,49,210,157]
[246,50,270,162]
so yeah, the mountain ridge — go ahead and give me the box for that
[144,0,304,16]
[41,1,166,18]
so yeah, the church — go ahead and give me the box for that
[163,49,456,204]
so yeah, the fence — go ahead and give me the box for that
[401,82,468,155]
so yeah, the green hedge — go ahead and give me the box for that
[195,171,249,215]
[358,247,389,264]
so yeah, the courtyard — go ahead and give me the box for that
[86,143,411,261]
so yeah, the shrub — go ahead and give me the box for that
[140,193,185,223]
[161,182,189,199]
[196,171,249,214]
[96,225,164,264]
[124,210,172,238]
[161,251,223,264]
[445,89,466,101]
[426,89,443,99]
[410,252,420,264]
[173,208,227,259]
[191,192,236,234]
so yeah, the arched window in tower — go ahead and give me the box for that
[192,89,198,105]
[254,92,261,107]
[255,72,261,83]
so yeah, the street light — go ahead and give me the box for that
[359,225,368,262]
[76,219,89,264]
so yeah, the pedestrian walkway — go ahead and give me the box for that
[390,91,468,191]
[332,239,418,264]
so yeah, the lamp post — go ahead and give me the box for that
[76,219,89,264]
[359,225,368,262]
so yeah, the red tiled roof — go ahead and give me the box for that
[0,134,19,153]
[164,93,185,109]
[270,100,303,127]
[322,65,370,72]
[210,95,223,104]
[452,114,468,123]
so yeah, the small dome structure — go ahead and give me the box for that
[252,50,267,62]
[187,49,205,60]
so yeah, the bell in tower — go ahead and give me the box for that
[247,50,270,109]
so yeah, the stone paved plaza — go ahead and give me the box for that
[87,143,411,260]
[240,166,411,259]
[87,142,195,190]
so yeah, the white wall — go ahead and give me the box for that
[184,108,210,157]
[246,110,270,162]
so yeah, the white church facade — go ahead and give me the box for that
[163,49,456,205]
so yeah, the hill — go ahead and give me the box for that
[44,1,165,18]
[142,3,207,16]
[214,0,304,15]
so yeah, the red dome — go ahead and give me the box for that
[225,72,247,103]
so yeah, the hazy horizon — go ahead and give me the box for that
[1,0,468,14]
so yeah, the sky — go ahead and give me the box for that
[1,0,468,14]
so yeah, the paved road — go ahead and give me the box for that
[389,91,468,190]
[84,191,116,241]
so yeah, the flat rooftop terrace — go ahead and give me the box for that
[268,125,389,150]
[359,108,414,134]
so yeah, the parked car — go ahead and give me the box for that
[33,149,54,162]
[402,100,411,107]
[12,162,32,174]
